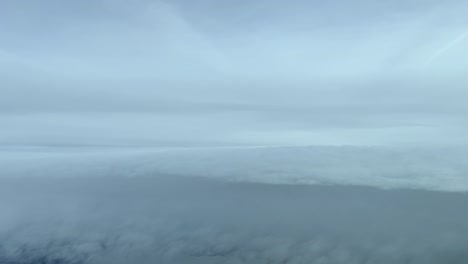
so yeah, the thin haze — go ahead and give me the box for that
[3,2,468,263]
[1,0,468,147]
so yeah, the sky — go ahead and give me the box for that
[1,0,468,147]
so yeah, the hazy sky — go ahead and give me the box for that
[1,0,467,147]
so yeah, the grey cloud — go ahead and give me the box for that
[3,146,468,191]
[2,175,468,263]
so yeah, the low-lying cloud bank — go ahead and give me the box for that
[1,176,468,264]
[2,146,468,192]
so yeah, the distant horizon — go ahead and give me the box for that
[2,0,468,148]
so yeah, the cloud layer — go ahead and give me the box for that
[2,3,468,263]
[1,0,468,147]
[2,175,468,264]
[3,146,468,192]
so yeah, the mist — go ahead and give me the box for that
[2,0,468,146]
[2,1,468,263]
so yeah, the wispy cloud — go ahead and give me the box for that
[1,0,467,146]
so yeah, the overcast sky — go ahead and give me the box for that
[1,0,468,147]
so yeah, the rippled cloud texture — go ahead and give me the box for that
[2,176,468,264]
